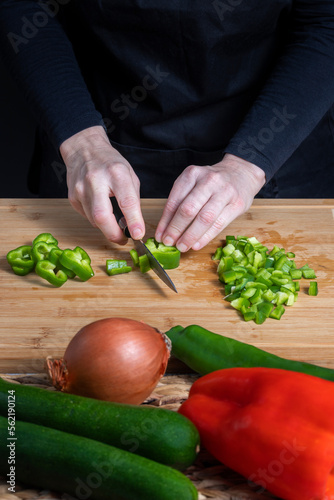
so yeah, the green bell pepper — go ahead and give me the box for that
[139,254,151,274]
[35,260,68,287]
[32,233,58,246]
[144,238,181,269]
[49,248,76,279]
[6,245,35,275]
[308,281,318,296]
[32,242,58,263]
[59,247,94,281]
[106,259,132,276]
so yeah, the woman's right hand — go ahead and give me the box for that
[59,126,145,244]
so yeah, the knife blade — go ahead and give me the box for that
[110,197,178,293]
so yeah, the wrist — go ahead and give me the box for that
[59,126,109,163]
[223,153,266,188]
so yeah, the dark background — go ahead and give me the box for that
[0,58,36,197]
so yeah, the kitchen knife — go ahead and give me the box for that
[110,197,178,293]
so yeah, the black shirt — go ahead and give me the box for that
[1,0,334,196]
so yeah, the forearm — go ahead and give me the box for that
[225,0,334,181]
[0,0,103,150]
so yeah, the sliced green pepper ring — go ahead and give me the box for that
[6,245,35,273]
[32,242,59,263]
[32,233,58,246]
[35,260,68,287]
[49,248,76,279]
[145,238,181,269]
[11,265,33,276]
[59,247,94,281]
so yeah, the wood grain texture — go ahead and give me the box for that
[0,198,333,374]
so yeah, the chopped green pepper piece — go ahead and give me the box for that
[290,269,302,280]
[129,249,139,267]
[7,245,35,274]
[139,254,151,274]
[224,291,242,302]
[35,260,68,287]
[308,281,318,296]
[302,268,317,279]
[255,310,267,324]
[106,259,132,276]
[231,249,244,263]
[222,244,235,256]
[249,289,264,305]
[212,247,223,260]
[217,256,234,275]
[32,241,58,263]
[269,304,285,320]
[243,311,256,322]
[32,233,58,246]
[257,301,274,318]
[221,270,237,283]
[262,289,277,303]
[49,248,76,279]
[240,287,257,299]
[59,247,94,281]
[230,297,250,311]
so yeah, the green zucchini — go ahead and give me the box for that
[0,416,198,500]
[0,377,199,470]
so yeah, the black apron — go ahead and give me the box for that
[30,1,334,199]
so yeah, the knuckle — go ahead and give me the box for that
[164,198,180,215]
[231,196,247,213]
[118,195,138,211]
[183,164,200,181]
[92,208,109,226]
[198,209,216,226]
[179,201,198,219]
[84,170,99,187]
[71,183,84,200]
[108,162,128,181]
[205,171,221,186]
[211,216,226,232]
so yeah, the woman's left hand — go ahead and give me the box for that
[155,153,266,252]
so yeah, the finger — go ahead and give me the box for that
[112,171,145,240]
[159,184,212,249]
[174,195,226,252]
[85,183,127,244]
[69,195,98,227]
[191,201,245,251]
[155,166,198,242]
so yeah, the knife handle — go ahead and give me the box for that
[110,197,131,238]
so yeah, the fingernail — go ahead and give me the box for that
[176,242,188,253]
[133,227,144,239]
[192,242,200,251]
[163,236,174,246]
[155,232,162,242]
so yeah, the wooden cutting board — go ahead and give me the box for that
[0,198,333,374]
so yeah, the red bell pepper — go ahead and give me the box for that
[179,367,334,500]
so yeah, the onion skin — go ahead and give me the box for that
[47,318,171,405]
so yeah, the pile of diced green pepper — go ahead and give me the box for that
[213,235,318,324]
[6,233,94,287]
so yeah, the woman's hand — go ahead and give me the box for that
[60,126,145,244]
[155,153,266,252]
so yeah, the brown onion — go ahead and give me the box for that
[46,317,171,404]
